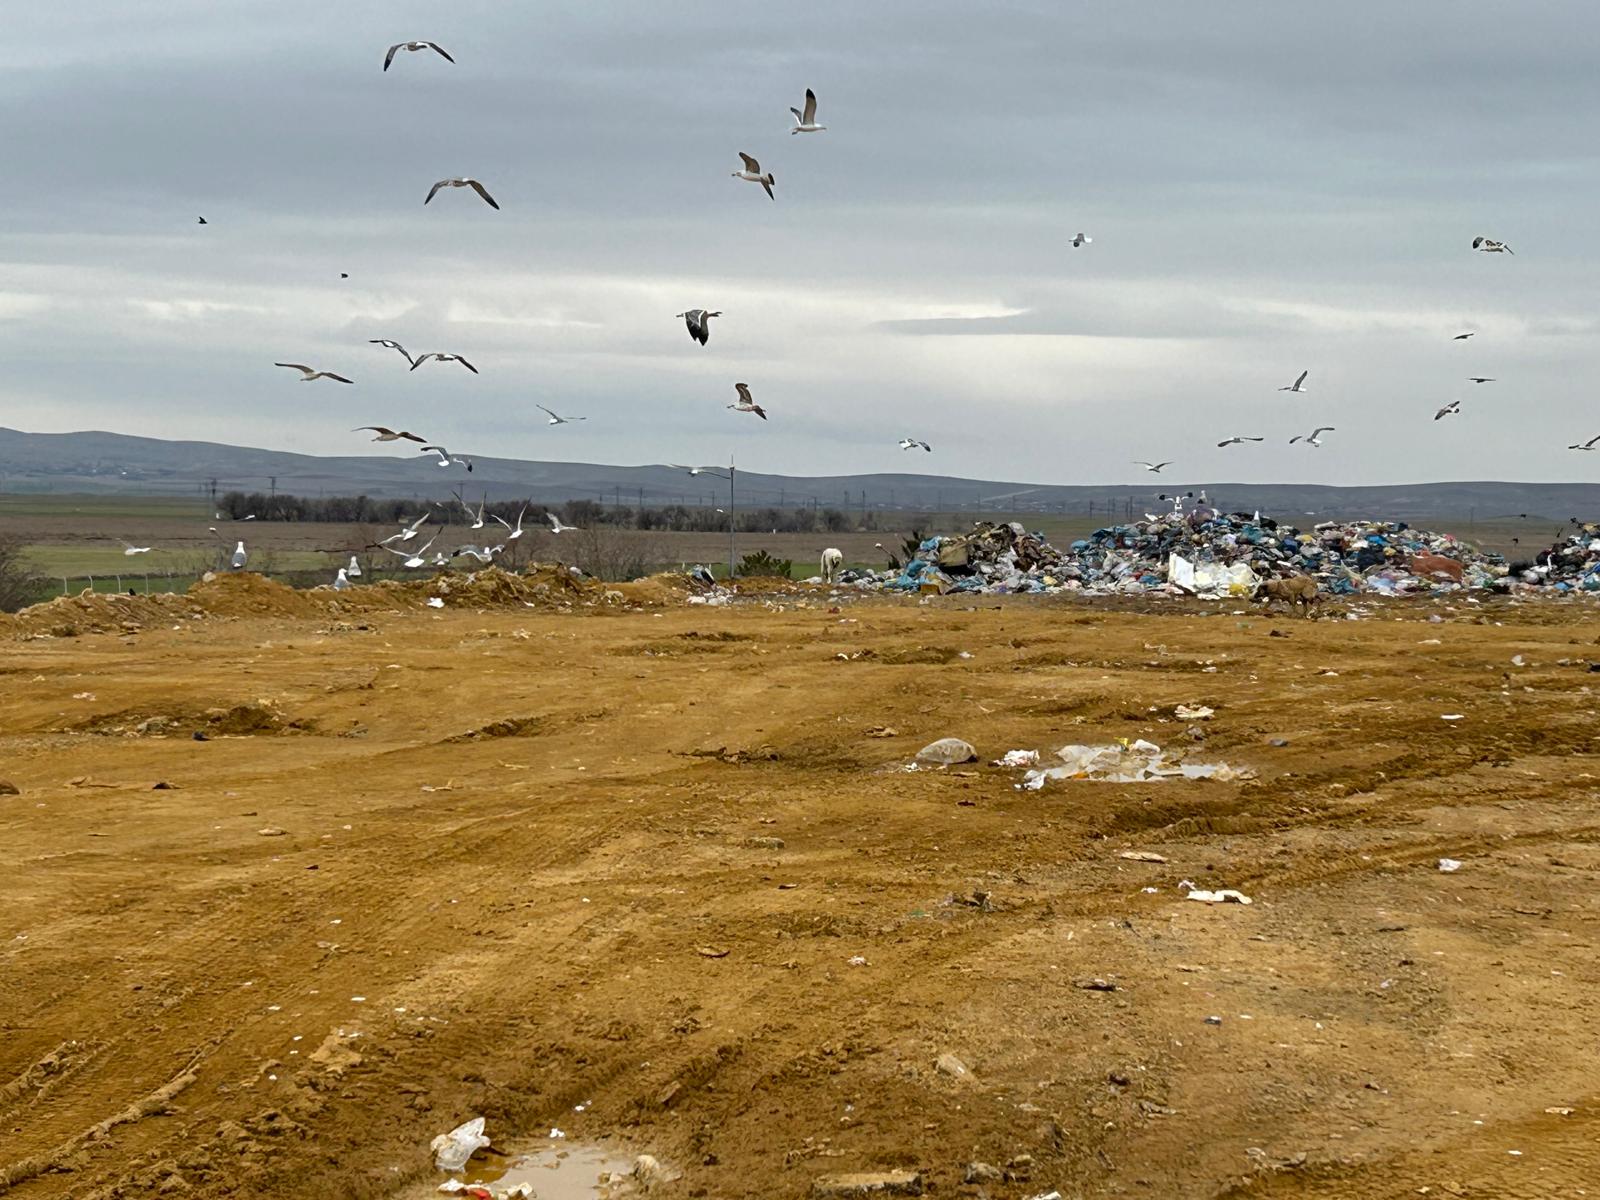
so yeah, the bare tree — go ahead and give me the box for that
[0,535,45,613]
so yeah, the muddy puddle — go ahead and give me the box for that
[404,1141,640,1199]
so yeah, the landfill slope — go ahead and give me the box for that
[3,589,1600,1198]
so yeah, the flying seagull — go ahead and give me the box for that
[547,512,579,534]
[454,492,486,529]
[1467,377,1496,384]
[368,338,416,366]
[353,426,427,443]
[1216,436,1265,447]
[384,41,454,71]
[1133,461,1173,473]
[677,309,721,345]
[420,444,473,471]
[1452,332,1475,340]
[1071,233,1092,248]
[1289,426,1336,447]
[452,543,504,564]
[728,382,768,420]
[899,438,932,452]
[275,362,353,383]
[1278,370,1309,393]
[1569,435,1600,451]
[492,504,529,540]
[789,88,825,134]
[380,511,435,545]
[120,541,152,556]
[425,178,499,209]
[536,404,586,425]
[732,153,775,200]
[383,533,437,568]
[410,352,479,374]
[1472,236,1513,255]
[1434,400,1461,421]
[197,216,207,225]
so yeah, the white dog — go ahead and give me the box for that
[820,547,843,583]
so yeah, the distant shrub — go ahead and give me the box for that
[0,536,45,612]
[737,550,793,578]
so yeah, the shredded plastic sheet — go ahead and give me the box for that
[1019,740,1256,787]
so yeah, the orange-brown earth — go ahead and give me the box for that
[3,572,1600,1199]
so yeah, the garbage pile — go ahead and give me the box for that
[839,505,1513,598]
[1512,520,1600,592]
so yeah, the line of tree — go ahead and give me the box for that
[217,491,888,534]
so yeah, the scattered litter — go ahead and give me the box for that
[1438,858,1463,873]
[915,737,978,765]
[1546,1106,1575,1116]
[1074,977,1118,991]
[1185,888,1253,905]
[1174,704,1216,720]
[431,1116,492,1173]
[1440,713,1465,721]
[427,597,444,608]
[864,725,899,738]
[993,749,1040,768]
[847,955,869,966]
[1119,850,1168,863]
[1204,1015,1223,1026]
[257,826,287,837]
[1020,740,1255,786]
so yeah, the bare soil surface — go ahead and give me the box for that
[3,574,1599,1198]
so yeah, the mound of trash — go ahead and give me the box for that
[1513,520,1600,591]
[839,506,1511,598]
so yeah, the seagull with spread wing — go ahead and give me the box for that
[1278,370,1309,393]
[1569,435,1600,451]
[536,404,585,425]
[410,352,478,374]
[732,153,775,199]
[727,382,767,420]
[354,426,427,443]
[676,309,721,345]
[1133,460,1172,473]
[789,88,825,133]
[1217,436,1265,447]
[368,339,416,366]
[425,178,499,209]
[275,362,352,383]
[1435,400,1461,421]
[384,41,454,71]
[1289,426,1336,447]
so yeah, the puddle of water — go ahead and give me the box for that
[418,1143,637,1200]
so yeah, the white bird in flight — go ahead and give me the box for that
[728,382,768,420]
[677,309,720,345]
[899,438,932,452]
[1217,436,1265,448]
[1133,461,1173,473]
[536,404,586,425]
[410,352,478,374]
[1472,236,1513,255]
[1568,435,1600,451]
[452,544,503,564]
[1071,233,1092,248]
[789,88,825,134]
[492,504,530,540]
[425,178,499,209]
[1278,370,1309,393]
[120,541,152,556]
[547,513,579,534]
[368,339,416,366]
[420,445,473,471]
[380,511,434,544]
[384,41,454,71]
[454,492,486,529]
[732,153,775,200]
[354,425,427,443]
[1289,426,1336,447]
[275,362,353,383]
[1435,400,1461,421]
[384,534,437,568]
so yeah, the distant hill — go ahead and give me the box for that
[3,426,1599,521]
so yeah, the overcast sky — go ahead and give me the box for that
[5,1,1600,488]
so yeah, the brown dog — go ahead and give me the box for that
[1259,574,1320,615]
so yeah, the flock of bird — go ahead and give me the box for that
[1125,234,1564,475]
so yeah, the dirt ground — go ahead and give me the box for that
[4,573,1600,1199]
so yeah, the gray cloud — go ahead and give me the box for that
[4,0,1600,487]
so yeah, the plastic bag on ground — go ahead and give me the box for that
[432,1117,492,1172]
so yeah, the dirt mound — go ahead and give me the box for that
[0,589,200,638]
[187,572,323,618]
